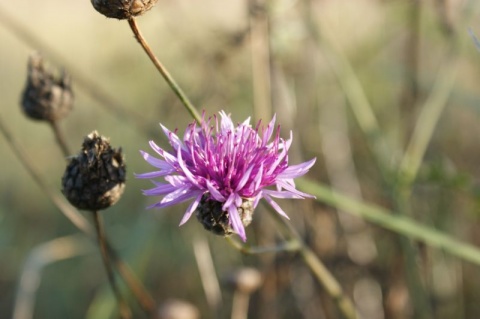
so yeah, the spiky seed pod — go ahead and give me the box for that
[195,195,254,237]
[91,0,158,20]
[21,52,73,123]
[62,131,126,211]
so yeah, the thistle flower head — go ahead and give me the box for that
[137,111,316,241]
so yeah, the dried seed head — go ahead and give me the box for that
[195,195,254,237]
[62,131,126,211]
[21,52,73,123]
[91,0,158,19]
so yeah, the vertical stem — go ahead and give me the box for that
[399,0,421,142]
[92,210,132,319]
[127,17,201,123]
[107,246,156,315]
[49,120,71,158]
[266,207,357,319]
[249,0,272,121]
[231,291,249,319]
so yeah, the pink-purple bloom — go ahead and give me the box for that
[136,111,316,241]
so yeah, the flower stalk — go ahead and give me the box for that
[92,210,132,319]
[127,17,201,123]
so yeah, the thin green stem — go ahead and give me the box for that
[225,236,301,254]
[297,178,480,266]
[0,6,154,136]
[92,210,132,319]
[49,120,71,158]
[127,17,202,123]
[0,115,156,316]
[266,208,357,319]
[227,206,356,318]
[399,56,458,186]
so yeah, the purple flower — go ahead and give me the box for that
[136,111,316,241]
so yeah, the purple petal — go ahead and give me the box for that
[179,192,204,225]
[206,180,226,201]
[135,171,173,179]
[278,158,316,179]
[228,204,246,241]
[275,180,316,198]
[263,194,290,219]
[142,183,177,196]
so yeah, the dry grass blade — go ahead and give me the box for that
[13,235,94,319]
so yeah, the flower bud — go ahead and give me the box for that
[91,0,158,20]
[62,131,126,211]
[195,195,254,237]
[21,52,73,123]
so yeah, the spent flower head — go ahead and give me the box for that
[62,131,126,211]
[137,111,316,241]
[21,52,73,123]
[91,0,158,20]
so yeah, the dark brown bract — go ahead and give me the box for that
[62,131,126,211]
[21,52,73,122]
[195,195,254,237]
[91,0,158,19]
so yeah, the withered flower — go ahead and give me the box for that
[91,0,158,20]
[62,131,126,211]
[21,52,73,123]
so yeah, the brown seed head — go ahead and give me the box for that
[91,0,158,19]
[62,131,126,211]
[21,52,73,122]
[195,194,254,237]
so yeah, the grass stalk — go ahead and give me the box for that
[297,178,480,266]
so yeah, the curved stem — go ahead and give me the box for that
[107,247,156,315]
[49,120,71,158]
[267,209,357,319]
[92,210,132,319]
[0,115,156,316]
[225,236,301,254]
[231,203,357,319]
[127,17,202,123]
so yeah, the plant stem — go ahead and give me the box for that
[49,120,71,158]
[0,6,155,137]
[107,247,156,315]
[225,236,301,254]
[297,178,480,266]
[92,210,132,319]
[3,112,156,316]
[127,17,202,123]
[267,209,357,319]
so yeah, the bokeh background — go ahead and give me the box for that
[1,0,480,318]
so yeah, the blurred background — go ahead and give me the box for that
[1,0,480,318]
